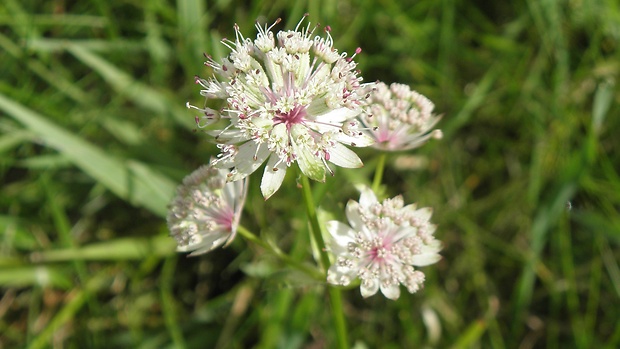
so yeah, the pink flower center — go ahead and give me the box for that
[366,234,393,264]
[273,105,307,130]
[369,246,387,260]
[213,207,235,233]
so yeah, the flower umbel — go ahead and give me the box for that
[360,82,442,151]
[167,165,248,256]
[326,187,441,300]
[189,15,374,199]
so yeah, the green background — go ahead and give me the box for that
[1,0,619,348]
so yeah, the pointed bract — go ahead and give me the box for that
[260,155,287,200]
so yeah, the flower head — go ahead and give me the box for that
[188,15,374,199]
[326,187,441,300]
[360,82,442,151]
[167,165,248,256]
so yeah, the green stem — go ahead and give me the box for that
[299,175,348,349]
[327,286,348,349]
[372,152,387,193]
[236,225,323,281]
[299,176,330,272]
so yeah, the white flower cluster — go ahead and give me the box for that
[326,187,441,300]
[172,16,444,300]
[189,15,374,199]
[359,82,442,151]
[167,165,247,256]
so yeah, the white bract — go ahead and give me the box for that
[188,15,374,199]
[167,165,248,256]
[326,187,441,300]
[359,82,442,151]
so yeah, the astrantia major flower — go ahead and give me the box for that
[326,187,441,300]
[360,82,442,151]
[167,165,248,256]
[188,15,374,199]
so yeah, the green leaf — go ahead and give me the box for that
[66,45,192,128]
[0,93,176,217]
[592,79,614,134]
[30,235,176,262]
[0,265,73,288]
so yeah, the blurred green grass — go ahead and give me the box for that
[1,0,619,348]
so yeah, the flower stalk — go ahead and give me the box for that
[372,152,387,193]
[236,225,323,281]
[300,174,349,349]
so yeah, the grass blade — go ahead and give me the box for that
[0,93,176,217]
[66,45,191,128]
